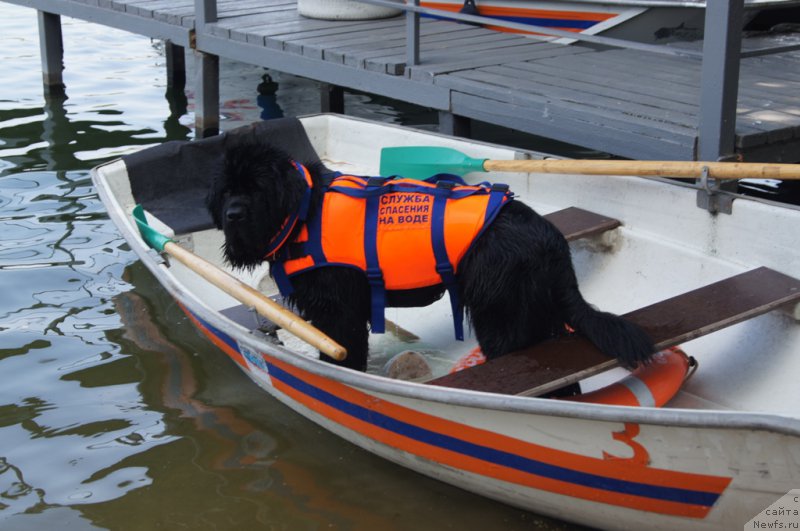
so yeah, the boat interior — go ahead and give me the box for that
[97,114,800,418]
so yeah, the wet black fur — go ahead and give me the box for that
[207,138,655,373]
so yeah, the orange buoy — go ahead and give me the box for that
[449,346,693,407]
[562,347,693,407]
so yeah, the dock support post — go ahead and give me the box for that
[696,0,743,213]
[165,41,186,91]
[321,84,344,114]
[194,52,219,138]
[439,112,472,138]
[37,11,65,96]
[193,0,219,137]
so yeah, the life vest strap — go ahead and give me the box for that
[431,185,465,340]
[271,261,293,296]
[364,179,386,333]
[485,183,510,225]
[263,163,313,260]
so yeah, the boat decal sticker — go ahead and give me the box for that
[263,355,731,518]
[240,343,270,376]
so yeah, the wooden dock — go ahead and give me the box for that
[7,0,800,161]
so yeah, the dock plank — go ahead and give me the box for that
[469,65,699,128]
[450,91,695,160]
[440,72,697,144]
[341,32,529,72]
[12,0,800,162]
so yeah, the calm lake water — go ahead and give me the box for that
[0,4,588,530]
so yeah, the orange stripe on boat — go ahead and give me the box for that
[180,310,730,518]
[180,303,248,368]
[422,2,617,21]
[264,355,730,518]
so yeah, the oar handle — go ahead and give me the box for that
[482,159,800,180]
[163,241,347,361]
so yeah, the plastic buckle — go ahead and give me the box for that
[366,267,384,285]
[435,262,455,280]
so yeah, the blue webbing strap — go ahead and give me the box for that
[484,183,511,224]
[271,172,331,298]
[363,177,386,333]
[271,262,293,297]
[431,181,465,341]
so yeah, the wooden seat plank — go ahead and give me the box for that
[429,267,800,397]
[543,206,620,242]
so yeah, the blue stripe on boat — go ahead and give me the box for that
[266,362,721,508]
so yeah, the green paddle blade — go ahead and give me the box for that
[379,146,488,179]
[132,204,171,252]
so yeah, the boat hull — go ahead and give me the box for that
[419,0,779,42]
[184,304,796,530]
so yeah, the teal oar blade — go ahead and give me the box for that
[379,146,488,178]
[132,204,171,252]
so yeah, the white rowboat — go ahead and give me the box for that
[92,114,800,530]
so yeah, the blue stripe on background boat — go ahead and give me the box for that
[419,0,800,41]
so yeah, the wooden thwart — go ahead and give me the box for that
[429,267,800,397]
[543,206,620,241]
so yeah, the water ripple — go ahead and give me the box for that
[0,168,173,516]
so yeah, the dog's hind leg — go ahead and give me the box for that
[554,271,655,369]
[459,203,570,360]
[461,201,654,368]
[466,301,558,360]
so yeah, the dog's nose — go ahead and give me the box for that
[225,204,246,223]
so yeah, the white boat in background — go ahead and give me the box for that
[92,114,800,530]
[421,0,800,42]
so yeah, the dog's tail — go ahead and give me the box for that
[558,278,655,369]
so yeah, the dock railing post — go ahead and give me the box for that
[196,0,217,28]
[406,0,420,66]
[194,0,220,138]
[696,0,743,213]
[37,11,65,97]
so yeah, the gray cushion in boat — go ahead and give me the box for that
[123,117,327,234]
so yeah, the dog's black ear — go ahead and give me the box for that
[205,176,225,229]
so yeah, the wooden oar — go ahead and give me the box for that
[132,205,347,361]
[380,146,800,180]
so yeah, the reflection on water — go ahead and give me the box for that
[0,171,167,528]
[0,3,577,529]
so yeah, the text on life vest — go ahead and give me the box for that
[378,193,432,228]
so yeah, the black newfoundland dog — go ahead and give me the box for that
[207,139,654,373]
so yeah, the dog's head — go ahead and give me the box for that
[206,139,308,269]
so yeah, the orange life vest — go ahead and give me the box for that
[271,163,514,339]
